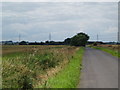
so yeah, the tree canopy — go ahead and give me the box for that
[64,38,71,45]
[70,32,89,46]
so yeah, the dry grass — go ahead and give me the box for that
[2,45,77,88]
[97,44,119,51]
[2,45,66,55]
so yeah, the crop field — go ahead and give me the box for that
[2,45,83,88]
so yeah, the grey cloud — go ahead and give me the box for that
[2,2,118,42]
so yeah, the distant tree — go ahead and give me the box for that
[19,41,28,45]
[64,38,71,45]
[40,42,44,45]
[70,32,89,46]
[45,41,49,44]
[49,41,55,44]
[5,41,13,45]
[93,42,97,46]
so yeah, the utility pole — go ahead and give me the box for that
[97,34,98,42]
[19,34,21,42]
[49,33,51,41]
[118,31,120,43]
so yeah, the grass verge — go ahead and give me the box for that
[93,47,119,58]
[40,47,85,88]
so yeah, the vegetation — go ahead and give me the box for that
[2,45,83,88]
[40,47,84,88]
[70,33,89,46]
[3,32,89,47]
[93,45,119,58]
[64,32,89,46]
[19,41,28,45]
[64,38,71,45]
[2,32,88,88]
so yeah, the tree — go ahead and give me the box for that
[19,41,28,45]
[64,38,71,45]
[70,32,89,46]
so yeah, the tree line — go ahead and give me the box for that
[19,32,89,46]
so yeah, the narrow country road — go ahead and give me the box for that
[78,47,118,88]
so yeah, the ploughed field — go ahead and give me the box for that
[2,45,78,88]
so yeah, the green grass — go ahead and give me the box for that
[0,57,2,89]
[93,47,119,58]
[40,47,84,88]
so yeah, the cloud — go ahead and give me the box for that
[1,0,119,2]
[2,2,118,42]
[104,27,118,34]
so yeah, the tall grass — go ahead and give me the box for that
[2,45,76,88]
[0,45,2,89]
[40,47,84,88]
[0,57,2,89]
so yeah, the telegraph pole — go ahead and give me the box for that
[118,31,120,43]
[49,33,51,41]
[19,34,21,42]
[97,34,98,42]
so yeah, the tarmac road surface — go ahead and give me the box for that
[78,47,118,88]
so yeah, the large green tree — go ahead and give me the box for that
[70,32,89,46]
[64,38,71,45]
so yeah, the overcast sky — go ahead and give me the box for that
[2,2,118,42]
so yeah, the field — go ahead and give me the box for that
[2,45,84,88]
[93,44,119,58]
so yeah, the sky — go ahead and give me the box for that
[1,0,119,2]
[2,2,118,42]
